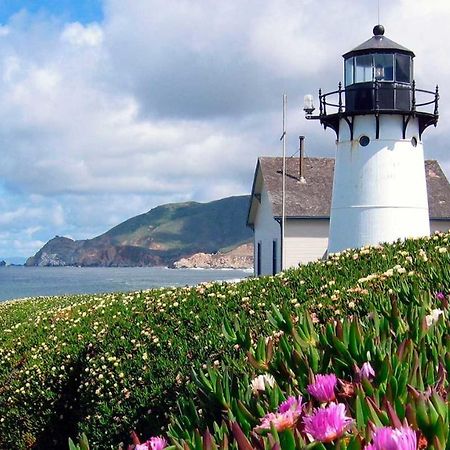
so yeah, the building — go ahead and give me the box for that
[247,156,450,276]
[305,25,439,253]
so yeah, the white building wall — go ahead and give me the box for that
[329,115,429,253]
[254,211,448,276]
[253,186,281,276]
[285,219,329,267]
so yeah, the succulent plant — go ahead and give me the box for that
[168,289,449,449]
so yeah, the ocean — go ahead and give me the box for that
[0,266,252,302]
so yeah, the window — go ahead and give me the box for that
[349,53,411,84]
[345,57,354,86]
[395,54,411,83]
[359,135,370,147]
[272,240,277,275]
[355,55,373,83]
[257,242,262,276]
[373,54,394,81]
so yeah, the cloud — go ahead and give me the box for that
[103,0,336,119]
[61,22,103,46]
[0,0,449,256]
[0,26,10,36]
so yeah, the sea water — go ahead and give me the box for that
[0,266,253,302]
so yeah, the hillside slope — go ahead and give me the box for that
[2,231,449,448]
[26,195,252,267]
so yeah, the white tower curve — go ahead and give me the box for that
[306,25,439,253]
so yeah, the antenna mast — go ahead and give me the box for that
[281,94,287,271]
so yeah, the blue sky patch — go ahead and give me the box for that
[0,0,103,24]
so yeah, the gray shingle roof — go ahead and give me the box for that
[248,157,450,225]
[425,160,450,219]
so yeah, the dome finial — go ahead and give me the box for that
[373,24,385,36]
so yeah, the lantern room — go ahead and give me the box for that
[343,25,414,112]
[304,25,439,140]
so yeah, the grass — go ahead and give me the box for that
[0,231,449,449]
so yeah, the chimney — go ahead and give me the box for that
[299,135,306,183]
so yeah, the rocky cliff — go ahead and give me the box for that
[26,195,253,267]
[173,243,253,269]
[25,236,174,267]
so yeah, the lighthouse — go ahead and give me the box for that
[305,25,439,253]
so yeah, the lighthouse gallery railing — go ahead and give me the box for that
[318,81,439,117]
[308,82,439,139]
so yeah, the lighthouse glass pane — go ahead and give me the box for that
[345,58,354,86]
[373,54,394,81]
[396,54,411,83]
[355,55,372,83]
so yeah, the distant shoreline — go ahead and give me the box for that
[0,266,252,302]
[2,264,253,270]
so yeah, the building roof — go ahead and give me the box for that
[247,157,450,226]
[342,26,414,59]
[426,160,450,219]
[343,35,414,59]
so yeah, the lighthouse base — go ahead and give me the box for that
[328,115,430,254]
[328,206,430,253]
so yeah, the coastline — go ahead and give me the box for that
[0,266,252,302]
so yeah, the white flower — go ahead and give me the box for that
[425,309,444,327]
[250,374,275,393]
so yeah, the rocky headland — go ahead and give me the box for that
[26,195,253,268]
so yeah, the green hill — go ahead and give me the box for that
[100,195,252,252]
[25,195,253,267]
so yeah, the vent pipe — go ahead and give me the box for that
[299,135,306,183]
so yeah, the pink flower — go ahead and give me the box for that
[278,395,303,413]
[136,436,168,450]
[307,374,337,402]
[435,291,446,301]
[364,426,417,450]
[303,403,353,443]
[254,396,303,433]
[360,362,375,380]
[148,437,168,450]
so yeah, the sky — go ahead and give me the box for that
[0,0,449,259]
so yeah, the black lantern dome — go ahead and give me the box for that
[343,24,414,58]
[304,25,439,139]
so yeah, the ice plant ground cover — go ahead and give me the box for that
[0,232,449,448]
[166,294,449,449]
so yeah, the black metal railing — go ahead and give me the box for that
[317,81,439,117]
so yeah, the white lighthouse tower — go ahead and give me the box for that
[305,25,439,253]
